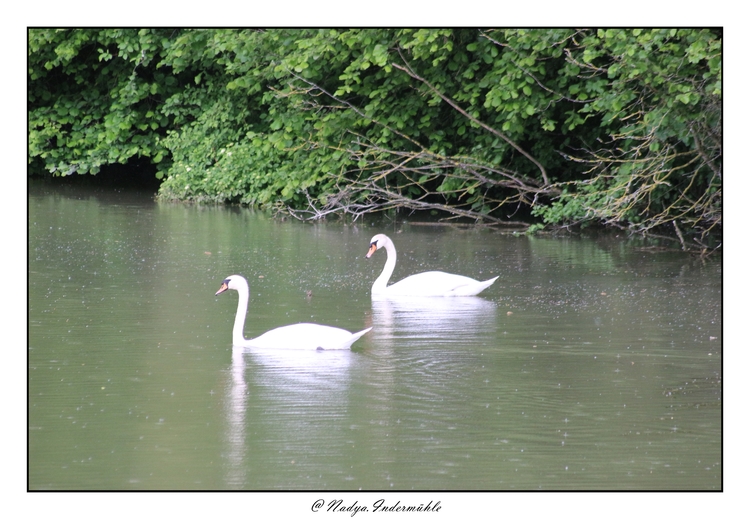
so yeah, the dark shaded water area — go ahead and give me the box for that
[28,180,721,491]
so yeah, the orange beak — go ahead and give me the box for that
[365,242,378,259]
[215,282,229,296]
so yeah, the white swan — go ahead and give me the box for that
[365,233,498,297]
[215,275,371,350]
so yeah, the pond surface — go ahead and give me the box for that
[28,180,721,490]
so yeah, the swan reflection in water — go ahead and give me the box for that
[370,295,498,343]
[223,346,249,488]
[215,273,365,487]
[221,345,355,488]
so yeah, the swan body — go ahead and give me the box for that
[365,233,498,297]
[216,275,371,350]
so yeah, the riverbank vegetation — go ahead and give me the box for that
[29,28,721,251]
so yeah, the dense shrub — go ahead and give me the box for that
[29,28,721,248]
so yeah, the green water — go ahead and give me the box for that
[28,181,721,490]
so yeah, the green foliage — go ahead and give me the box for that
[29,29,182,177]
[532,29,721,240]
[29,28,721,245]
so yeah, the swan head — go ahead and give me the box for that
[215,274,247,296]
[366,234,389,258]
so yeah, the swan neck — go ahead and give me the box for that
[233,280,250,345]
[373,238,396,293]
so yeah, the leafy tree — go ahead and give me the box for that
[29,29,188,177]
[29,28,721,250]
[530,29,721,247]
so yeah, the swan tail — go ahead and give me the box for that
[451,276,499,296]
[341,326,372,349]
[351,326,373,341]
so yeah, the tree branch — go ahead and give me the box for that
[391,50,550,185]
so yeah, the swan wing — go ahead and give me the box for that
[381,271,497,297]
[247,323,371,350]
